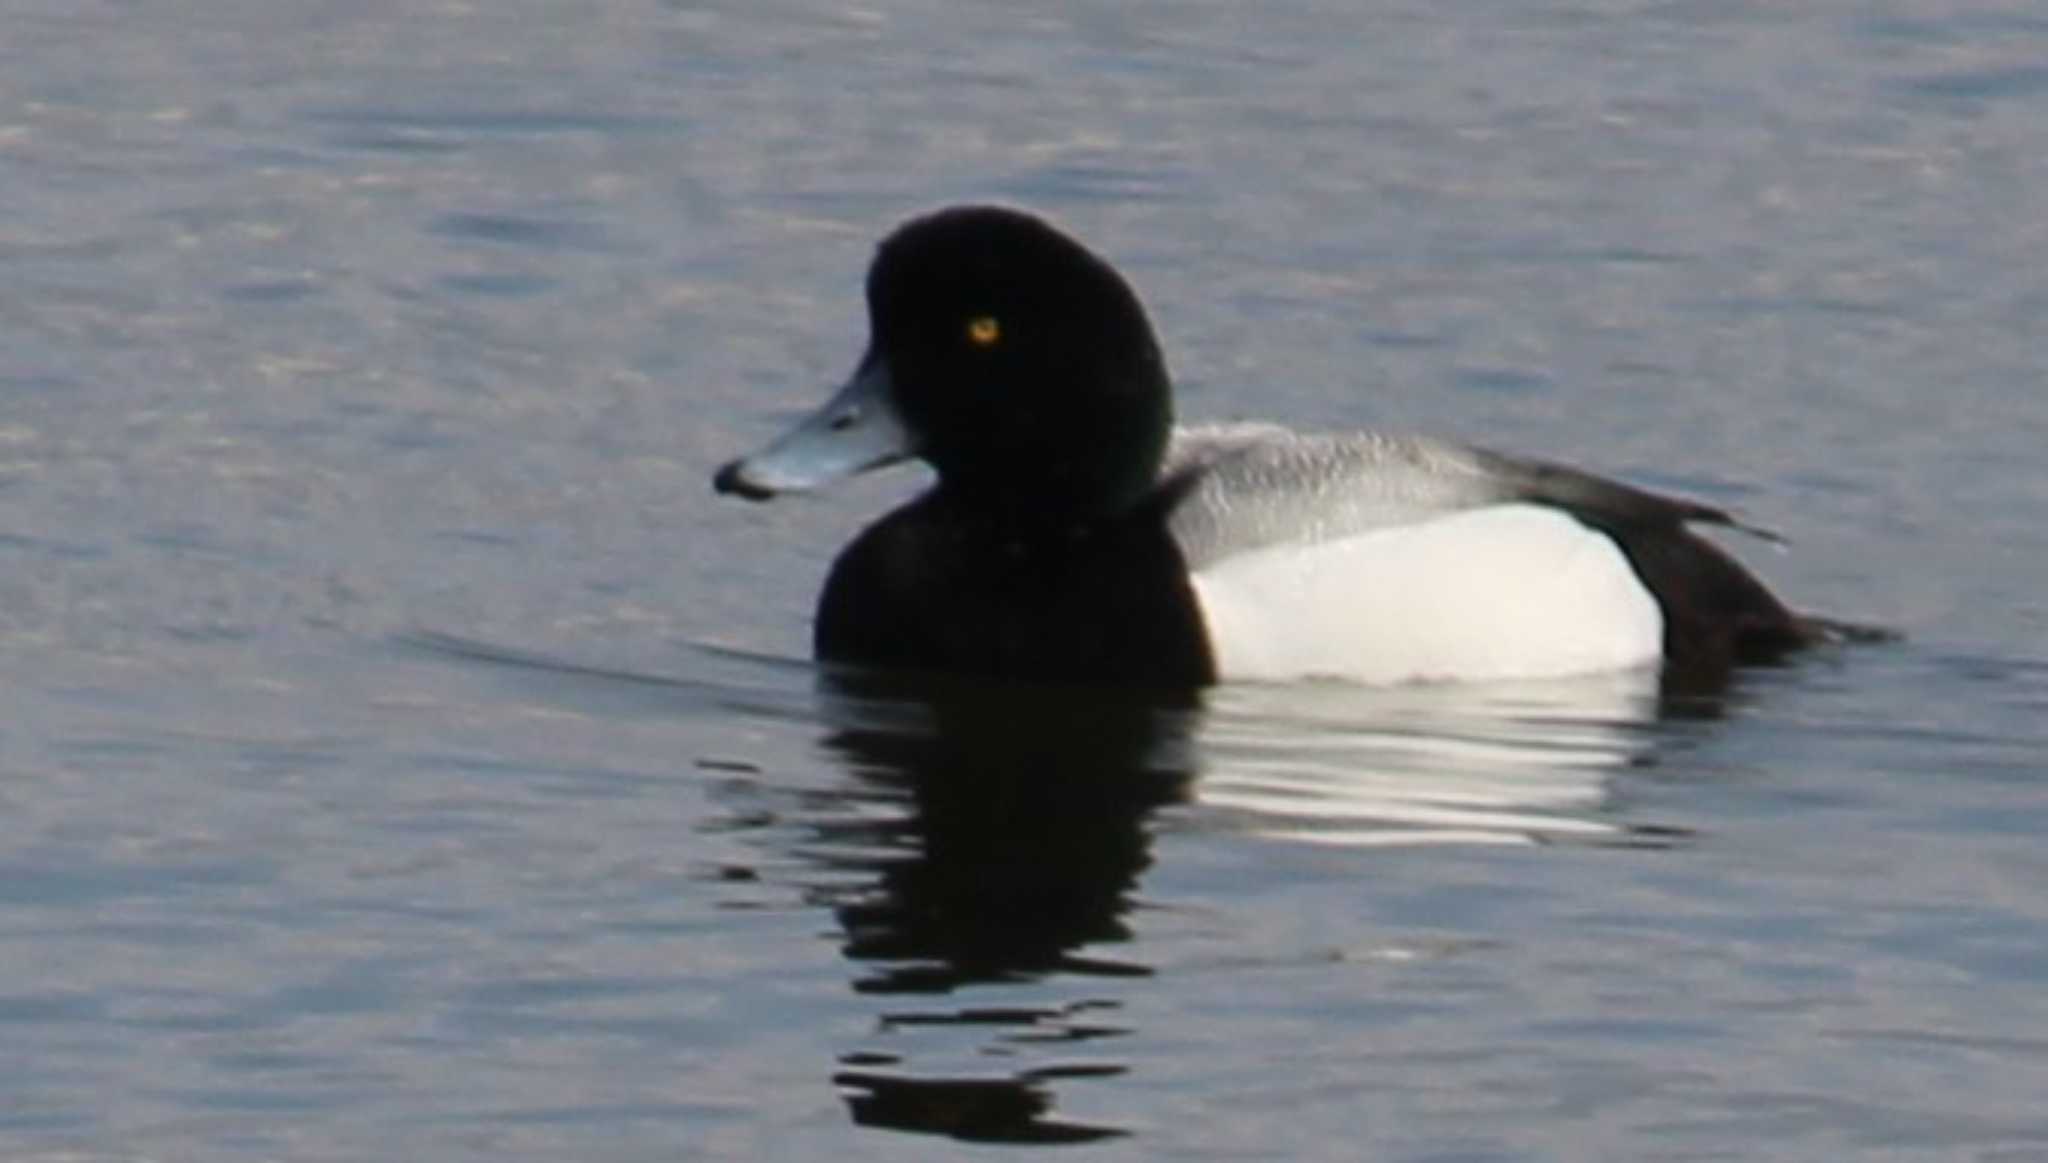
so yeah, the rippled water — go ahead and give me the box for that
[5,0,2048,1158]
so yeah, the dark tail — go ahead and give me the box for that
[1598,524,1888,695]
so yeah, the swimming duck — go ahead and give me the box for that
[715,205,1819,689]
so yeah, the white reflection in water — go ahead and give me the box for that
[1192,669,1661,846]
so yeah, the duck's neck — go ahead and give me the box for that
[938,406,1172,536]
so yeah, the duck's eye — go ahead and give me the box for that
[964,315,1002,347]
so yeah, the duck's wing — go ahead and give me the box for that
[1160,422,1766,570]
[1157,424,1663,682]
[1159,424,1824,687]
[1462,446,1779,542]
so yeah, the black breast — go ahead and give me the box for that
[814,494,1215,687]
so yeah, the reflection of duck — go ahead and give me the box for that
[817,671,1193,991]
[813,671,1194,1143]
[803,663,1713,1142]
[718,205,1828,692]
[802,664,1709,1144]
[1196,670,1676,848]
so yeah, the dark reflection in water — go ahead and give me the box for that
[786,656,1783,1142]
[832,1062,1132,1146]
[398,631,1773,1144]
[397,630,1796,1142]
[809,670,1199,1143]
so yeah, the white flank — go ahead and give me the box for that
[1188,503,1664,684]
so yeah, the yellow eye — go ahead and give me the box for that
[965,315,1001,347]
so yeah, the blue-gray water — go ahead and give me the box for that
[5,1,2047,1158]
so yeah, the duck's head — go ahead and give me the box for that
[715,205,1173,522]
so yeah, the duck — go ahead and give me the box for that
[714,204,1824,690]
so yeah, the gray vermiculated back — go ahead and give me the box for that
[1163,423,1755,570]
[1162,423,1524,569]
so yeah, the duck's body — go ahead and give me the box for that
[716,206,1819,690]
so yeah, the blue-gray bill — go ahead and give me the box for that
[714,356,914,501]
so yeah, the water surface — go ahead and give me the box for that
[3,0,2047,1158]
